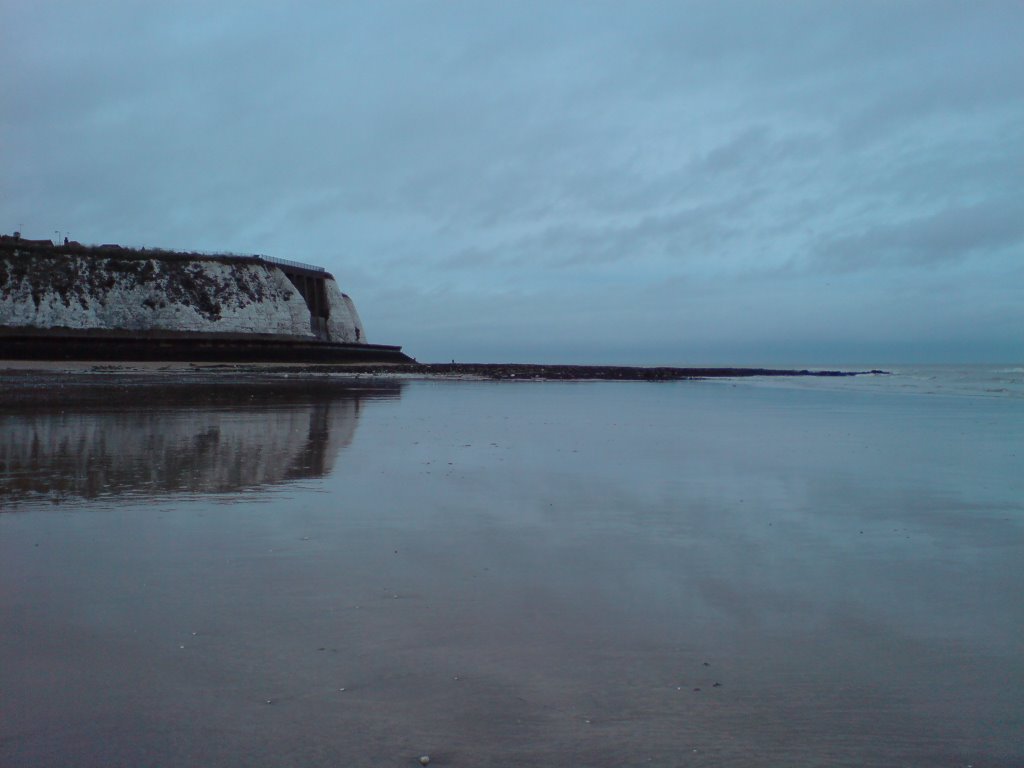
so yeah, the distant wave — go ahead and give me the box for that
[719,364,1024,400]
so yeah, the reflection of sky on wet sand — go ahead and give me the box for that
[2,380,1022,766]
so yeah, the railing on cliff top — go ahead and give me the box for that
[129,248,327,274]
[256,255,326,274]
[167,251,326,274]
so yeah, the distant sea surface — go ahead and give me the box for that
[728,363,1024,399]
[1,363,1021,767]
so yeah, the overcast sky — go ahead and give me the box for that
[2,1,1021,364]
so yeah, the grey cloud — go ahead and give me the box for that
[813,201,1024,273]
[2,1,1022,362]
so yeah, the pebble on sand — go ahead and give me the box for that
[419,756,430,765]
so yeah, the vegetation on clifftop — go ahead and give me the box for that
[0,252,288,320]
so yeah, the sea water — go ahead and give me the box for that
[1,366,1021,766]
[734,363,1024,400]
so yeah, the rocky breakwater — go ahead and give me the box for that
[0,236,409,362]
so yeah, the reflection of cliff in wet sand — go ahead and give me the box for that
[0,382,401,504]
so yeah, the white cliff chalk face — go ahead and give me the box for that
[0,252,366,343]
[325,279,367,343]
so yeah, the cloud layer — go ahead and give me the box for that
[3,1,1022,363]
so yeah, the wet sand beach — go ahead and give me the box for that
[1,370,1021,766]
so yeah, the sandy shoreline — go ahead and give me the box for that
[0,359,887,382]
[0,361,888,407]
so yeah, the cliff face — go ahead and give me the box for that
[0,249,366,343]
[325,279,365,343]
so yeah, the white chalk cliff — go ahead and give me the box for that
[0,251,366,343]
